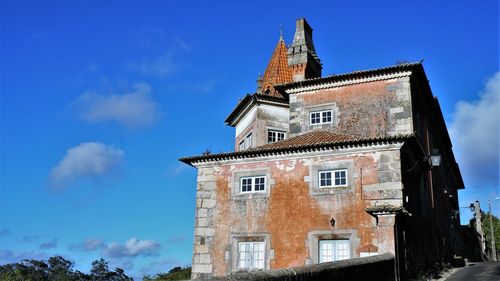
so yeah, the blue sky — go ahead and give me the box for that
[1,0,498,279]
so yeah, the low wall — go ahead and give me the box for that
[189,253,395,281]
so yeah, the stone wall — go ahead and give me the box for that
[288,77,412,138]
[189,254,395,281]
[190,144,403,278]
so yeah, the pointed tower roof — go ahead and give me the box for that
[258,36,293,98]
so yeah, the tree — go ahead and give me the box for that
[89,259,109,281]
[143,266,191,281]
[481,211,500,258]
[89,259,133,281]
[0,256,132,281]
[0,259,49,281]
[47,256,79,281]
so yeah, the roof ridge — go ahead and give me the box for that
[276,61,423,88]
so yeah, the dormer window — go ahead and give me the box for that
[239,133,253,151]
[268,130,285,143]
[310,110,332,125]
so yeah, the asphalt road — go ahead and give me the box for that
[445,262,500,281]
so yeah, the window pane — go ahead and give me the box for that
[322,111,332,123]
[268,131,274,143]
[277,132,285,141]
[319,240,334,263]
[336,241,350,260]
[241,178,252,192]
[254,177,265,191]
[319,172,332,187]
[334,170,347,186]
[311,112,321,124]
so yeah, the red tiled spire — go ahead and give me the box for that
[258,35,293,98]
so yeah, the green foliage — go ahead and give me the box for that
[0,256,132,281]
[481,211,500,254]
[143,266,191,281]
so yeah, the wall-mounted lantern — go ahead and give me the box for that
[430,149,441,167]
[469,203,475,213]
[330,218,336,228]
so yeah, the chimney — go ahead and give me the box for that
[287,18,322,81]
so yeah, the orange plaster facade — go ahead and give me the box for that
[191,146,403,277]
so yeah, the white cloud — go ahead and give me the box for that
[450,72,500,186]
[103,238,161,258]
[50,142,124,189]
[76,83,159,129]
[69,238,106,251]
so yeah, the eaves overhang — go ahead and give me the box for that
[224,93,289,127]
[275,61,423,94]
[180,134,413,167]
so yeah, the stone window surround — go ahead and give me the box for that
[305,102,339,129]
[240,176,266,193]
[310,109,333,125]
[306,229,359,265]
[308,160,354,195]
[228,233,273,272]
[318,169,348,188]
[231,168,274,199]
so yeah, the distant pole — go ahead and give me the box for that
[488,200,497,261]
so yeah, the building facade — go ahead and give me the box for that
[181,18,464,280]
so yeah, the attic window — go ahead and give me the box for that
[268,130,285,143]
[239,133,253,151]
[310,110,332,125]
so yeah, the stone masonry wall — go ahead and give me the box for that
[190,145,403,278]
[289,77,412,138]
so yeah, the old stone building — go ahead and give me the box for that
[180,18,464,280]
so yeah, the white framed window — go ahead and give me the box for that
[268,130,285,143]
[319,240,350,263]
[310,110,332,125]
[240,176,266,193]
[319,169,347,188]
[239,133,253,151]
[238,241,265,270]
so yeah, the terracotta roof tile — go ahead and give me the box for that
[180,130,413,165]
[250,130,357,150]
[260,38,293,98]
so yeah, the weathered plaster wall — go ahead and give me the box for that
[191,145,403,278]
[234,104,289,151]
[289,77,412,138]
